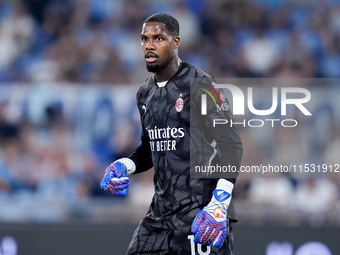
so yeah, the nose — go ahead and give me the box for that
[146,39,155,50]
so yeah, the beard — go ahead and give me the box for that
[146,62,165,73]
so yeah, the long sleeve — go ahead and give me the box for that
[210,123,243,184]
[128,126,153,174]
[127,83,154,174]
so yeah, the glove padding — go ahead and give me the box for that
[100,161,129,196]
[191,179,233,248]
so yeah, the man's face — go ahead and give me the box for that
[141,22,179,73]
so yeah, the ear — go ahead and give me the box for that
[173,36,180,49]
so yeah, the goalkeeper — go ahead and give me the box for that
[101,13,242,255]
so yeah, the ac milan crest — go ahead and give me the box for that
[175,97,184,112]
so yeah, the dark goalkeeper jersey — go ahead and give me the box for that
[129,62,243,230]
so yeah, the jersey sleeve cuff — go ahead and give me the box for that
[115,158,136,176]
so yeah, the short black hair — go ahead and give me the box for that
[144,13,179,36]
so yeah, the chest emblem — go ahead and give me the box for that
[175,97,184,112]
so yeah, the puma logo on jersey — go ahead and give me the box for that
[142,105,147,113]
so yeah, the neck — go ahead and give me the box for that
[154,57,182,82]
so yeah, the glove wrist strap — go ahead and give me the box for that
[213,179,234,207]
[216,179,234,194]
[115,158,136,176]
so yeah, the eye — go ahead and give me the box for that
[141,37,147,42]
[155,37,163,41]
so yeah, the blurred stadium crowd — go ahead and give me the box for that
[0,0,340,226]
[1,0,340,84]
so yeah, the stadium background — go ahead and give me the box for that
[0,0,339,254]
